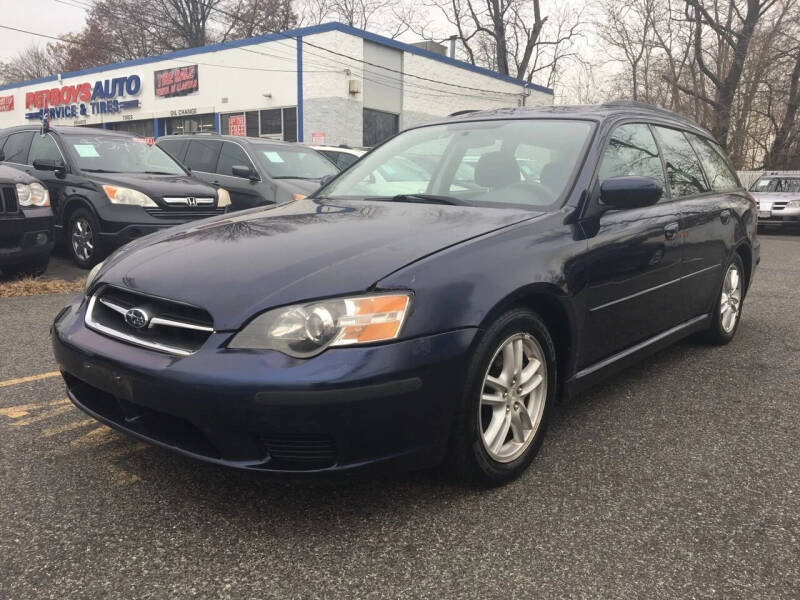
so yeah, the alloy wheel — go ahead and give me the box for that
[479,333,548,463]
[720,263,742,333]
[72,217,94,262]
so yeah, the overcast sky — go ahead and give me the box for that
[0,0,87,61]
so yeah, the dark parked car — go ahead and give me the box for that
[157,134,338,211]
[52,103,758,486]
[0,126,228,268]
[0,164,54,277]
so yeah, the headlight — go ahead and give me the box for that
[16,182,50,207]
[217,187,231,207]
[84,261,104,293]
[228,293,412,357]
[102,185,157,207]
[787,199,800,208]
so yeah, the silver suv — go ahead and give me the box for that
[750,172,800,229]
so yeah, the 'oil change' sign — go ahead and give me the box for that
[24,75,142,120]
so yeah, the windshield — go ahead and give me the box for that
[253,145,338,179]
[750,177,800,193]
[63,134,186,175]
[318,119,595,209]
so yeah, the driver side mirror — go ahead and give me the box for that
[33,158,66,175]
[600,176,662,210]
[319,174,335,187]
[231,164,258,181]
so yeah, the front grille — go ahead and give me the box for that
[85,285,214,355]
[162,196,215,206]
[772,201,788,211]
[145,207,225,219]
[261,434,338,469]
[0,186,19,215]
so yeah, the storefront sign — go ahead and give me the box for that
[228,114,245,136]
[311,132,326,144]
[0,95,13,112]
[23,74,142,120]
[154,65,199,98]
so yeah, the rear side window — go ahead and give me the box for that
[688,135,739,191]
[598,123,665,188]
[184,140,222,172]
[2,131,34,164]
[28,133,62,164]
[158,139,189,162]
[653,126,709,198]
[217,142,254,177]
[321,150,358,170]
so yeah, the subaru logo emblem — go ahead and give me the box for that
[124,308,149,329]
[186,197,197,207]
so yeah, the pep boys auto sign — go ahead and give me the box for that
[24,74,142,120]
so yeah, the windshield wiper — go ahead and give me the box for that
[369,194,467,206]
[81,168,118,173]
[142,171,176,175]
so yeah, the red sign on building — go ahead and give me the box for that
[154,65,199,98]
[228,114,246,136]
[0,95,14,112]
[311,132,326,145]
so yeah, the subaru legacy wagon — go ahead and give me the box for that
[52,103,758,486]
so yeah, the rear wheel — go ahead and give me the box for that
[68,208,103,269]
[448,308,556,486]
[700,253,745,345]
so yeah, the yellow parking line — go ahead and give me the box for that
[71,425,114,448]
[43,418,96,437]
[0,398,70,420]
[12,403,73,427]
[0,371,61,388]
[0,404,41,419]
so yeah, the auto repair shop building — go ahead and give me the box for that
[0,22,553,147]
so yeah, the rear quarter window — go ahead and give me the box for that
[184,140,222,172]
[688,135,739,191]
[158,139,189,162]
[2,131,34,164]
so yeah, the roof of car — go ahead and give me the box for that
[159,133,296,146]
[0,125,135,137]
[435,101,712,138]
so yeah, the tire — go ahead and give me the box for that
[67,208,103,269]
[447,308,557,486]
[699,253,745,345]
[2,255,49,278]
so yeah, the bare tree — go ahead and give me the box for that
[0,44,66,85]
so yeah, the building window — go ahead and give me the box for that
[221,107,296,141]
[166,113,215,135]
[363,108,398,147]
[107,119,155,139]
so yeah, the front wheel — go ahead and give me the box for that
[68,208,103,269]
[447,308,556,486]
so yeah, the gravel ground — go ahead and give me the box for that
[0,233,798,599]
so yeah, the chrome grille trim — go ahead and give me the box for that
[85,290,214,356]
[162,197,215,206]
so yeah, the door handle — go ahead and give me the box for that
[664,222,680,240]
[720,209,731,224]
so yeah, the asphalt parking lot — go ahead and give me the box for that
[1,233,798,599]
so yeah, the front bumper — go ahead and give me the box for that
[758,205,800,225]
[52,297,478,474]
[0,208,54,266]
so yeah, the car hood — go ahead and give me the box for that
[85,172,217,201]
[752,191,800,204]
[98,198,538,330]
